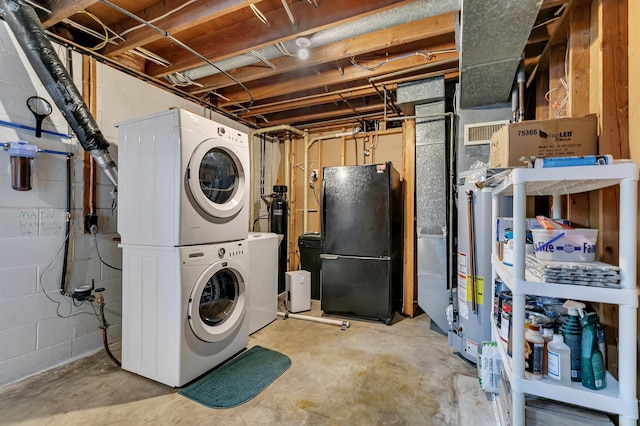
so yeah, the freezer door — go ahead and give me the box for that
[320,255,398,324]
[322,163,393,257]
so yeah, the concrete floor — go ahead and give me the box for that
[0,301,496,425]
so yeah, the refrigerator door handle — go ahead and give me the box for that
[320,254,391,261]
[320,177,326,241]
[320,254,339,260]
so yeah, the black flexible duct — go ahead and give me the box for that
[0,0,118,187]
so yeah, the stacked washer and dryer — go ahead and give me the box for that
[117,108,254,387]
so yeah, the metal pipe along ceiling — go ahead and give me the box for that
[0,0,118,187]
[173,0,460,84]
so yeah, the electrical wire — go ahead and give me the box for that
[119,0,198,37]
[92,232,122,271]
[39,233,100,320]
[544,43,570,118]
[252,213,270,231]
[251,49,277,69]
[349,48,458,72]
[249,2,271,27]
[275,42,294,57]
[76,10,109,51]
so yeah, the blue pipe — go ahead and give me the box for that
[38,148,72,156]
[0,119,71,139]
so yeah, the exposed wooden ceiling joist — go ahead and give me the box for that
[146,0,417,77]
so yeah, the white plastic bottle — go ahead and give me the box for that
[547,334,571,386]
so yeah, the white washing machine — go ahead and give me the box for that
[247,232,278,334]
[117,108,250,246]
[121,240,249,387]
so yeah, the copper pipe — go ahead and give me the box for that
[466,189,477,314]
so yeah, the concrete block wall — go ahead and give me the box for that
[0,20,202,386]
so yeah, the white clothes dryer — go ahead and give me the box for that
[121,240,249,387]
[117,108,250,246]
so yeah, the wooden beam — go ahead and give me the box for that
[41,0,99,28]
[189,12,456,94]
[595,0,628,379]
[535,63,550,119]
[240,85,383,118]
[548,45,566,119]
[104,0,257,58]
[147,0,418,77]
[566,0,592,228]
[402,119,416,317]
[262,101,385,127]
[81,56,97,232]
[527,0,573,88]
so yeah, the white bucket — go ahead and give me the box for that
[531,229,598,262]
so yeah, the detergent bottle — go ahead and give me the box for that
[524,317,544,380]
[559,300,585,382]
[581,312,607,390]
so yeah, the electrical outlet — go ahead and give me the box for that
[85,214,98,234]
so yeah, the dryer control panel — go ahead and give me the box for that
[181,241,246,265]
[215,124,248,147]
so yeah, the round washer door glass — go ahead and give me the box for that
[188,140,246,219]
[199,268,237,327]
[189,263,246,343]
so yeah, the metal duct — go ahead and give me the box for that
[458,0,542,108]
[176,0,460,83]
[0,0,118,187]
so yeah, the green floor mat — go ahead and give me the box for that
[179,346,291,409]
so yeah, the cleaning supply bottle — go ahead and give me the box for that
[559,300,585,382]
[546,334,571,386]
[524,318,544,380]
[581,312,607,390]
[541,325,554,375]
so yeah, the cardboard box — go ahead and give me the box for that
[489,115,598,168]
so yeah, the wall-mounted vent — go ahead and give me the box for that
[463,120,509,146]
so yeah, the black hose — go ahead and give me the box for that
[98,295,121,367]
[60,154,74,294]
[0,0,118,187]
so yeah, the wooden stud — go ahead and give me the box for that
[402,119,416,317]
[567,2,593,228]
[81,56,97,233]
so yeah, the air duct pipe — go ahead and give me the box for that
[0,0,118,187]
[173,0,458,85]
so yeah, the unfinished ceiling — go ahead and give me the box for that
[15,0,567,131]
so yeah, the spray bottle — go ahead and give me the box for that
[559,300,585,382]
[581,312,607,390]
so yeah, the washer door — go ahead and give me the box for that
[188,261,246,343]
[188,138,246,219]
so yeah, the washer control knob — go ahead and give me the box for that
[218,247,225,258]
[217,127,225,136]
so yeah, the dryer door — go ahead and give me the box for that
[188,138,247,219]
[188,260,247,343]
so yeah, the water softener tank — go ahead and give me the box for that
[270,185,288,294]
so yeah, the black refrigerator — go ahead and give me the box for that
[320,162,403,324]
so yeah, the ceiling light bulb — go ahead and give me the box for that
[298,48,309,60]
